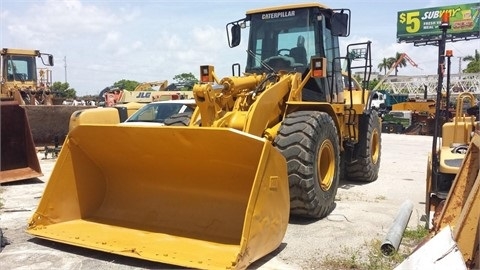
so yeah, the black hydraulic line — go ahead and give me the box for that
[431,17,451,187]
[446,54,451,113]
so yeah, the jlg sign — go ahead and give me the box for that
[135,92,151,98]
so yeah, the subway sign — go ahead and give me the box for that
[397,2,480,43]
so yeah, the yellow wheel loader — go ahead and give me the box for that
[27,3,381,269]
[1,48,54,105]
[0,48,53,182]
[1,48,92,145]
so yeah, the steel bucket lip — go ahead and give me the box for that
[28,218,242,269]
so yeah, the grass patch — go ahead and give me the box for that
[321,246,363,269]
[403,225,429,241]
[319,225,429,270]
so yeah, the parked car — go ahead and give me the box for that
[122,99,196,126]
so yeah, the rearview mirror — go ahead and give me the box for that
[229,24,241,48]
[226,19,245,48]
[48,55,54,66]
[39,53,54,66]
[331,10,350,37]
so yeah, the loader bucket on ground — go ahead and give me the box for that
[27,125,289,269]
[1,101,43,183]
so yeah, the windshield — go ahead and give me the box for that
[244,6,345,102]
[4,55,37,82]
[245,8,320,73]
[126,103,194,123]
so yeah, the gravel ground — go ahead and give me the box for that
[0,133,432,269]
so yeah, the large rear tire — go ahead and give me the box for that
[346,110,381,182]
[274,111,340,219]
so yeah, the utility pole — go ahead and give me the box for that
[457,56,462,76]
[64,56,67,83]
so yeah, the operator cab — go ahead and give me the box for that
[227,3,355,103]
[1,49,53,83]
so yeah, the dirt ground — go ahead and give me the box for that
[0,133,432,269]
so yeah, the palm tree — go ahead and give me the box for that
[377,58,391,75]
[463,49,480,73]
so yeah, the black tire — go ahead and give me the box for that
[274,111,340,219]
[346,110,382,182]
[164,112,193,126]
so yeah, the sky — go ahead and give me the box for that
[1,0,479,96]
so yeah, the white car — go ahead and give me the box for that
[121,99,196,126]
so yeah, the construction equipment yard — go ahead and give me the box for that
[1,2,479,269]
[0,133,432,269]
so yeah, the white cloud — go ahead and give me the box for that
[118,7,141,22]
[99,31,121,49]
[132,41,142,50]
[2,0,478,96]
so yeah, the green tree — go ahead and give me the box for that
[113,79,139,91]
[173,72,198,90]
[463,49,480,73]
[377,58,392,75]
[368,78,380,90]
[51,81,76,98]
[350,74,378,90]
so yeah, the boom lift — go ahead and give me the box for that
[102,80,194,107]
[27,3,382,269]
[373,53,421,91]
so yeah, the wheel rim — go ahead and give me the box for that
[370,128,380,164]
[317,140,335,191]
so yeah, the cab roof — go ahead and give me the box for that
[246,2,329,15]
[1,48,40,56]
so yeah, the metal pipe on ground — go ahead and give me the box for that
[381,200,414,256]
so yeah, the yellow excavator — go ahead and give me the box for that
[27,3,382,269]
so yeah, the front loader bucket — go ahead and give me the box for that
[27,125,289,269]
[1,101,43,183]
